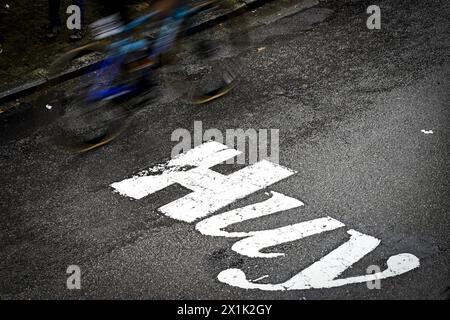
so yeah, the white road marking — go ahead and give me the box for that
[196,192,344,258]
[230,217,345,258]
[160,160,295,222]
[112,141,296,222]
[421,129,433,134]
[196,191,304,238]
[111,141,241,200]
[218,230,420,290]
[111,142,420,291]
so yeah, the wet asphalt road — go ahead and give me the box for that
[0,0,449,299]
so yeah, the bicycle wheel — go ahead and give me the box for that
[161,0,249,104]
[43,41,132,153]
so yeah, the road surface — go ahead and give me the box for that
[0,0,449,299]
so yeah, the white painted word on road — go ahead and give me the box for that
[111,141,420,291]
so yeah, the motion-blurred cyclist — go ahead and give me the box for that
[91,0,187,90]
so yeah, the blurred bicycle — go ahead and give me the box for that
[43,0,247,152]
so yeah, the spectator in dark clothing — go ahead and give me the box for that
[0,32,4,54]
[47,0,86,40]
